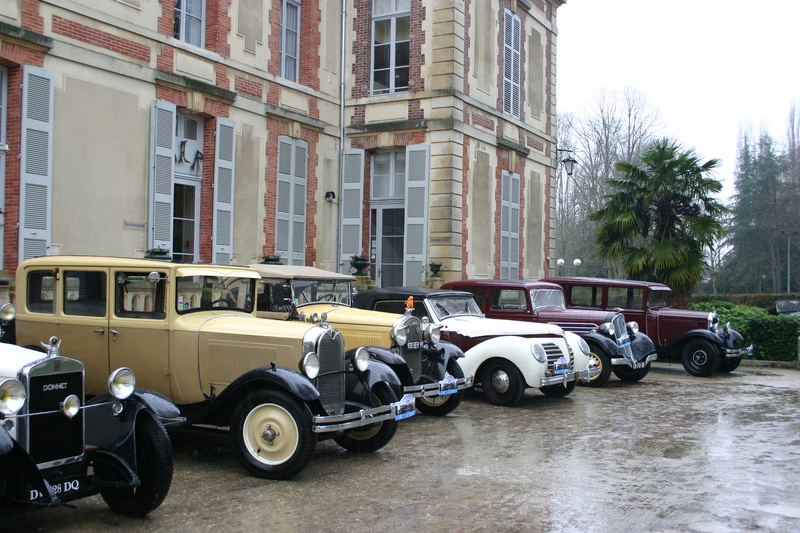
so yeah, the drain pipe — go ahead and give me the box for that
[336,0,347,273]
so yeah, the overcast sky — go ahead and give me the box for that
[556,0,800,200]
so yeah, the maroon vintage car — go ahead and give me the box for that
[441,279,657,386]
[542,277,752,377]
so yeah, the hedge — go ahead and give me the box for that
[689,301,800,361]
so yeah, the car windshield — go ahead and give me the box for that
[429,296,483,320]
[648,290,669,308]
[292,279,354,306]
[175,275,256,314]
[530,289,565,309]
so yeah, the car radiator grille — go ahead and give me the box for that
[26,370,84,466]
[542,342,574,372]
[612,314,634,358]
[400,316,423,382]
[315,329,346,415]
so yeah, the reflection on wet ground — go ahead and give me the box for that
[7,363,800,533]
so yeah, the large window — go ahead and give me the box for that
[281,0,301,82]
[372,0,410,94]
[500,171,521,279]
[502,9,521,117]
[174,0,205,47]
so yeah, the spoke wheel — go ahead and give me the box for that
[334,384,398,453]
[415,359,465,417]
[582,349,611,387]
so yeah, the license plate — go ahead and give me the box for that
[394,394,416,420]
[438,375,458,395]
[631,361,646,369]
[406,341,422,350]
[554,368,568,375]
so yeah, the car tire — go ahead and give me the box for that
[717,356,742,373]
[681,339,720,377]
[100,409,173,517]
[231,390,317,480]
[612,363,651,382]
[540,379,576,398]
[334,384,398,453]
[415,359,465,417]
[582,348,611,387]
[480,359,526,406]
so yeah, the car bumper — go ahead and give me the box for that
[611,352,659,368]
[539,365,601,387]
[311,393,416,433]
[725,345,753,358]
[403,374,474,398]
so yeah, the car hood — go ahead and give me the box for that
[299,303,398,328]
[0,344,56,377]
[440,315,564,338]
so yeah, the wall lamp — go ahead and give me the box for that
[324,191,336,202]
[557,149,577,177]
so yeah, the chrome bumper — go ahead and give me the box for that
[726,344,754,358]
[403,375,474,398]
[311,394,415,433]
[611,352,659,368]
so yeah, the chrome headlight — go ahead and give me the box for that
[0,303,16,322]
[578,337,590,356]
[531,343,547,363]
[353,346,370,372]
[599,322,615,336]
[391,324,408,346]
[300,352,320,379]
[626,321,639,334]
[310,313,320,323]
[425,323,442,345]
[0,378,26,416]
[108,367,136,400]
[708,311,719,331]
[61,394,81,419]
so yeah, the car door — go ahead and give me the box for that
[108,269,172,397]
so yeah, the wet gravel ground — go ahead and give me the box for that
[6,362,800,533]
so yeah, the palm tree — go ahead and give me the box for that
[588,138,730,299]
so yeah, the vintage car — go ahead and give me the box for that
[0,335,178,516]
[13,257,414,481]
[441,279,658,386]
[542,277,753,377]
[249,265,472,416]
[353,287,599,406]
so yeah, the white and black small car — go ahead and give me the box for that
[0,336,180,516]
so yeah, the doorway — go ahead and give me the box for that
[370,205,404,287]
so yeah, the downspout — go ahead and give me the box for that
[337,0,347,272]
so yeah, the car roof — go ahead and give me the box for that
[442,279,563,291]
[248,264,356,281]
[542,276,672,292]
[18,255,261,279]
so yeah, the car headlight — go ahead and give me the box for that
[425,323,442,344]
[708,311,719,331]
[599,322,615,336]
[391,324,408,346]
[61,394,81,419]
[300,352,320,379]
[0,303,16,322]
[531,343,547,363]
[352,346,370,372]
[108,367,136,400]
[0,378,26,415]
[578,337,590,356]
[626,321,639,334]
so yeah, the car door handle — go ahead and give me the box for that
[109,328,118,335]
[93,328,105,334]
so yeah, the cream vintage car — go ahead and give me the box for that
[12,257,414,480]
[249,264,472,416]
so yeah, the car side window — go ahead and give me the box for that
[64,271,107,317]
[462,288,486,310]
[26,271,56,314]
[570,285,599,307]
[607,287,627,308]
[491,289,527,310]
[115,272,166,319]
[630,288,644,309]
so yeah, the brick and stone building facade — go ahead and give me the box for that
[0,0,564,287]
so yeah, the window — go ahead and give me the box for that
[372,151,405,200]
[276,136,308,265]
[492,289,527,310]
[64,271,107,317]
[500,171,520,279]
[281,0,301,82]
[502,9,521,117]
[608,287,644,309]
[26,271,55,314]
[115,272,166,319]
[372,0,410,94]
[174,0,205,47]
[570,285,599,307]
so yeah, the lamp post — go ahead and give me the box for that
[780,231,799,292]
[556,258,581,276]
[557,149,577,177]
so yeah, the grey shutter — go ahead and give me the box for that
[404,145,429,285]
[19,66,54,260]
[276,136,292,260]
[503,10,521,117]
[291,140,307,265]
[500,170,520,279]
[149,100,176,252]
[339,149,364,272]
[213,118,236,264]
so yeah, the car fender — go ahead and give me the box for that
[351,345,414,388]
[564,330,592,371]
[344,358,404,402]
[630,332,657,361]
[0,434,59,508]
[670,328,724,356]
[458,336,545,387]
[582,332,623,357]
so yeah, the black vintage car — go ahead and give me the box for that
[0,336,180,516]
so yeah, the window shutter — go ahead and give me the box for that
[291,140,307,265]
[213,118,236,264]
[19,66,54,260]
[149,100,176,253]
[340,149,364,272]
[500,170,521,279]
[276,136,307,265]
[404,144,429,285]
[503,10,521,118]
